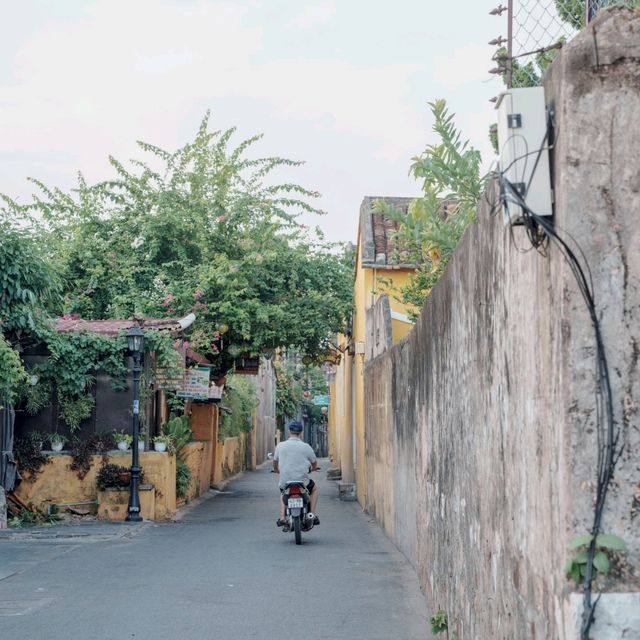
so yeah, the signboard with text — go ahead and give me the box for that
[177,366,210,400]
[312,395,329,406]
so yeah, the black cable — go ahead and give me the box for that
[499,176,618,640]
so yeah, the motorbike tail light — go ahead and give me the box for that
[288,485,302,495]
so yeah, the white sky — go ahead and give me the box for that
[1,0,505,243]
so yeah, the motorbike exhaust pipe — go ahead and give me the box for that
[305,512,315,528]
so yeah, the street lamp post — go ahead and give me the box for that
[126,324,144,522]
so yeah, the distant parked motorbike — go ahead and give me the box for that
[281,480,316,545]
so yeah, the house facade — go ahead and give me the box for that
[329,196,418,505]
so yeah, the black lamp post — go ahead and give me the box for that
[125,324,144,522]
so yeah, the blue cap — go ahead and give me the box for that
[289,421,303,433]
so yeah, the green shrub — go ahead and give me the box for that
[219,375,258,440]
[161,415,192,454]
[96,463,144,490]
[176,460,192,499]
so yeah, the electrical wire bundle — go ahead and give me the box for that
[498,139,621,639]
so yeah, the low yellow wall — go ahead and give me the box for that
[212,434,247,486]
[97,486,156,521]
[181,441,213,503]
[15,450,176,520]
[16,435,249,517]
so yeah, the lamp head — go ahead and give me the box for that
[126,324,144,354]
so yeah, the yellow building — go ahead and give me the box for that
[329,196,418,506]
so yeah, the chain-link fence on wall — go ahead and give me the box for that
[491,0,639,87]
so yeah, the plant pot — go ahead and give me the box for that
[153,442,167,453]
[138,440,145,452]
[117,471,131,485]
[117,441,130,451]
[51,441,64,452]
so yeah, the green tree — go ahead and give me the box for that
[2,113,353,375]
[379,100,485,318]
[0,219,60,338]
[0,218,58,406]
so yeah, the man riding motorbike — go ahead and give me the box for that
[273,420,320,527]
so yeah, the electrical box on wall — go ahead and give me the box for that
[496,86,553,225]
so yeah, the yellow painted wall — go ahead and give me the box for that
[351,247,417,506]
[212,433,248,486]
[352,250,371,506]
[327,331,353,479]
[181,441,213,503]
[327,372,338,465]
[15,450,177,520]
[98,486,156,521]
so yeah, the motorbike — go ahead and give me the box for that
[281,480,316,545]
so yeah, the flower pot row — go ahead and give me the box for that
[115,439,167,452]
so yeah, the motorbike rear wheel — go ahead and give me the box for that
[292,515,302,545]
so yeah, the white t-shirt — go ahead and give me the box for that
[274,437,316,489]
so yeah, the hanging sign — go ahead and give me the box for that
[312,395,329,406]
[177,366,211,399]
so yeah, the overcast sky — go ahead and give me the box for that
[1,0,505,243]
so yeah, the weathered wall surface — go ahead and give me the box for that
[250,360,277,465]
[364,8,639,639]
[181,441,212,502]
[212,433,247,486]
[365,294,393,362]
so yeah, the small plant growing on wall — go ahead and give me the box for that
[566,532,627,586]
[429,609,458,639]
[430,609,448,634]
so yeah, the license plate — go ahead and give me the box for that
[288,498,303,508]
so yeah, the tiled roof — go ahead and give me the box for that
[359,196,459,268]
[54,317,183,337]
[359,196,415,268]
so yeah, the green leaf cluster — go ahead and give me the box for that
[378,100,485,318]
[565,532,627,585]
[275,364,302,427]
[429,608,448,634]
[176,460,192,499]
[219,374,259,440]
[0,220,60,335]
[0,336,27,404]
[161,414,192,455]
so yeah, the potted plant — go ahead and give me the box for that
[114,430,133,451]
[96,463,144,490]
[49,433,67,452]
[153,434,171,453]
[26,430,46,451]
[137,432,146,452]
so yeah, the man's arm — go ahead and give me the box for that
[307,444,318,471]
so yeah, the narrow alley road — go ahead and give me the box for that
[0,462,428,640]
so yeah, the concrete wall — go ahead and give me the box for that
[365,295,393,362]
[250,360,277,464]
[364,8,639,639]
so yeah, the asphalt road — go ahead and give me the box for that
[0,461,428,640]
